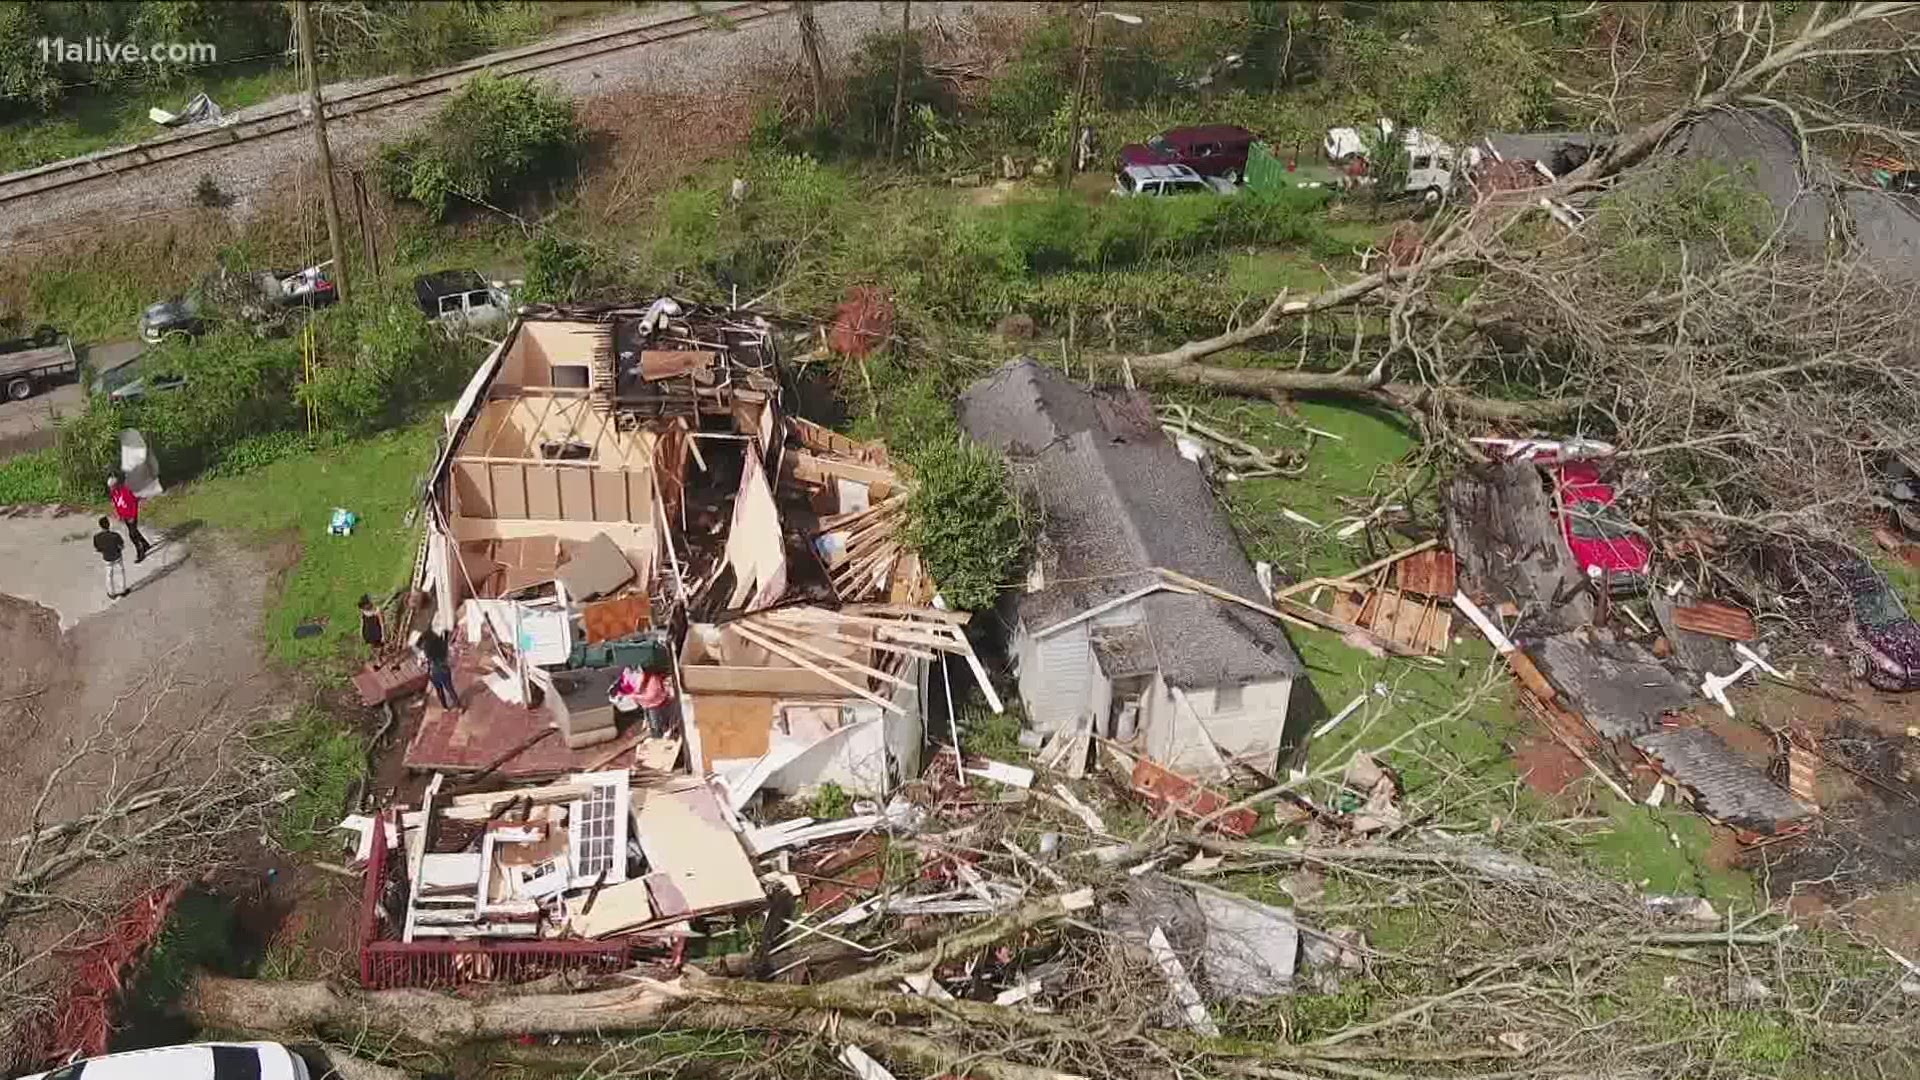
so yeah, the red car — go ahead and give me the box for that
[1115,124,1256,183]
[1555,461,1652,589]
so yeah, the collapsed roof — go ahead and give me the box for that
[1664,108,1920,278]
[959,358,1302,688]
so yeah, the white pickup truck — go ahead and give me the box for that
[1324,120,1477,203]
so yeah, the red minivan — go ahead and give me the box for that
[1115,125,1257,183]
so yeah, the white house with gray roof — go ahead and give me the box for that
[959,359,1309,779]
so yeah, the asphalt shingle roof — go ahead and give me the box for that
[959,359,1303,686]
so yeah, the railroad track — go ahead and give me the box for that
[0,1,787,208]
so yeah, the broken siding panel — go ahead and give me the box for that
[1029,623,1095,734]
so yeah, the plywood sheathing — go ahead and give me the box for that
[497,320,608,390]
[722,444,787,609]
[635,779,765,917]
[1391,548,1458,598]
[1330,586,1452,655]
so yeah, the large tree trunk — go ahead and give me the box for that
[184,976,1078,1080]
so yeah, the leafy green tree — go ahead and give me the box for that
[376,74,583,218]
[903,440,1026,612]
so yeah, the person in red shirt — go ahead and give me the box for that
[107,475,153,563]
[637,668,677,738]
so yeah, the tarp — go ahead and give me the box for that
[148,92,223,128]
[118,429,162,499]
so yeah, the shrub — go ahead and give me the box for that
[300,291,469,434]
[903,439,1026,612]
[54,403,125,500]
[522,233,600,304]
[980,16,1075,149]
[208,430,314,478]
[831,28,955,158]
[377,74,584,218]
[0,448,63,505]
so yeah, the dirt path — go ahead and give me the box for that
[0,509,283,1060]
[0,509,281,825]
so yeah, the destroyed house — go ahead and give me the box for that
[960,358,1308,779]
[413,300,961,797]
[356,299,1012,979]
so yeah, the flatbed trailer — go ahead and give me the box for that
[0,336,78,401]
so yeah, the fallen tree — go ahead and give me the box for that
[1099,3,1920,577]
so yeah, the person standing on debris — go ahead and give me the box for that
[638,667,677,738]
[93,517,128,600]
[359,594,386,655]
[107,475,153,563]
[417,622,460,711]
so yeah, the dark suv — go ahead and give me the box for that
[1115,124,1257,183]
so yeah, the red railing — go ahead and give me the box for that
[358,811,649,989]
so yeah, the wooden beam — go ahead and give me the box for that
[843,603,970,626]
[1031,584,1180,639]
[1153,566,1423,659]
[819,492,908,530]
[737,618,914,690]
[763,608,952,633]
[777,624,936,660]
[1277,538,1441,599]
[729,623,905,716]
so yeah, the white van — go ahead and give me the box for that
[18,1041,310,1080]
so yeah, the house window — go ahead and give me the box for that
[550,363,590,388]
[1216,683,1244,712]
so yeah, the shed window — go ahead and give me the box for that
[550,363,590,388]
[1216,683,1244,712]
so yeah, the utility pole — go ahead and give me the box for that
[1061,5,1094,189]
[295,0,350,305]
[888,1,912,159]
[795,2,829,121]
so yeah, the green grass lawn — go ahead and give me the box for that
[1181,395,1758,903]
[147,421,438,681]
[0,67,299,174]
[0,448,65,505]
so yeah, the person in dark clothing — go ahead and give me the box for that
[358,594,386,655]
[417,625,460,710]
[107,476,153,563]
[93,517,127,600]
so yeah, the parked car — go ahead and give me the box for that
[17,1040,310,1080]
[413,269,513,334]
[92,351,186,402]
[0,325,77,401]
[1115,124,1257,183]
[139,294,207,343]
[251,263,339,310]
[1554,461,1652,591]
[140,262,338,343]
[1113,163,1235,198]
[1831,557,1920,691]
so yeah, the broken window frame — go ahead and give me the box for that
[567,770,632,889]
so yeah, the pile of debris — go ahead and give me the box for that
[1446,441,1824,841]
[336,300,1009,984]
